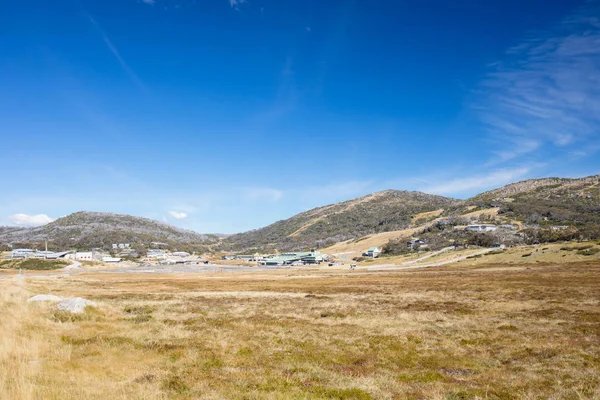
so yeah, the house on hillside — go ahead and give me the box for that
[466,224,498,232]
[407,239,427,250]
[11,249,33,258]
[365,247,381,258]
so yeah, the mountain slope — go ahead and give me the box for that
[0,211,218,250]
[226,190,458,251]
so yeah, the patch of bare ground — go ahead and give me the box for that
[2,261,600,399]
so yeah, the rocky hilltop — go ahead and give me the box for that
[469,174,600,230]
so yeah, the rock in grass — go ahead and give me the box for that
[56,298,97,314]
[28,294,62,303]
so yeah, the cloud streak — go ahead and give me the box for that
[168,211,188,219]
[86,14,147,91]
[477,3,600,164]
[229,0,246,11]
[242,187,284,203]
[9,213,55,227]
[420,167,531,196]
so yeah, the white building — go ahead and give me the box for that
[466,224,498,232]
[102,256,122,263]
[366,247,381,258]
[147,249,167,258]
[67,252,95,261]
[11,249,33,258]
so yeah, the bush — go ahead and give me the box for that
[577,248,600,256]
[0,259,68,270]
[467,233,496,248]
[381,238,409,256]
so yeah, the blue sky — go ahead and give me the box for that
[1,0,599,233]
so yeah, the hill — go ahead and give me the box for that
[225,190,458,251]
[0,211,219,251]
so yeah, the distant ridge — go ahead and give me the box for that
[2,174,599,252]
[0,211,219,250]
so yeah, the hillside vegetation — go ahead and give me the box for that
[226,190,457,251]
[0,259,68,270]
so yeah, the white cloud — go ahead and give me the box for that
[9,213,55,227]
[242,187,284,202]
[420,167,531,196]
[141,0,156,4]
[168,211,188,219]
[229,0,246,10]
[477,3,600,164]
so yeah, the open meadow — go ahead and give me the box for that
[1,260,600,399]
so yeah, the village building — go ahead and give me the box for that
[366,247,381,258]
[466,224,498,232]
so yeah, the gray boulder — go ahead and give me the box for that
[28,294,62,303]
[56,297,97,314]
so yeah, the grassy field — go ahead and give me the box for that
[1,260,600,399]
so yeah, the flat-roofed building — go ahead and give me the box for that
[366,247,381,258]
[466,224,498,232]
[11,249,34,258]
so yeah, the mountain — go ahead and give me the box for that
[225,190,458,251]
[0,211,219,250]
[469,174,600,230]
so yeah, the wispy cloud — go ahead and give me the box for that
[477,3,600,164]
[229,0,246,11]
[242,187,284,203]
[86,14,147,91]
[250,56,298,126]
[420,167,531,196]
[9,213,55,227]
[168,211,188,219]
[141,0,156,4]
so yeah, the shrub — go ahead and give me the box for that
[577,248,600,256]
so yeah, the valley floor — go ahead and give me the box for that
[1,260,600,399]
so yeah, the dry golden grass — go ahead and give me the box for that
[2,260,600,399]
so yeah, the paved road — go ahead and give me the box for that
[0,263,297,279]
[400,246,455,265]
[367,247,503,271]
